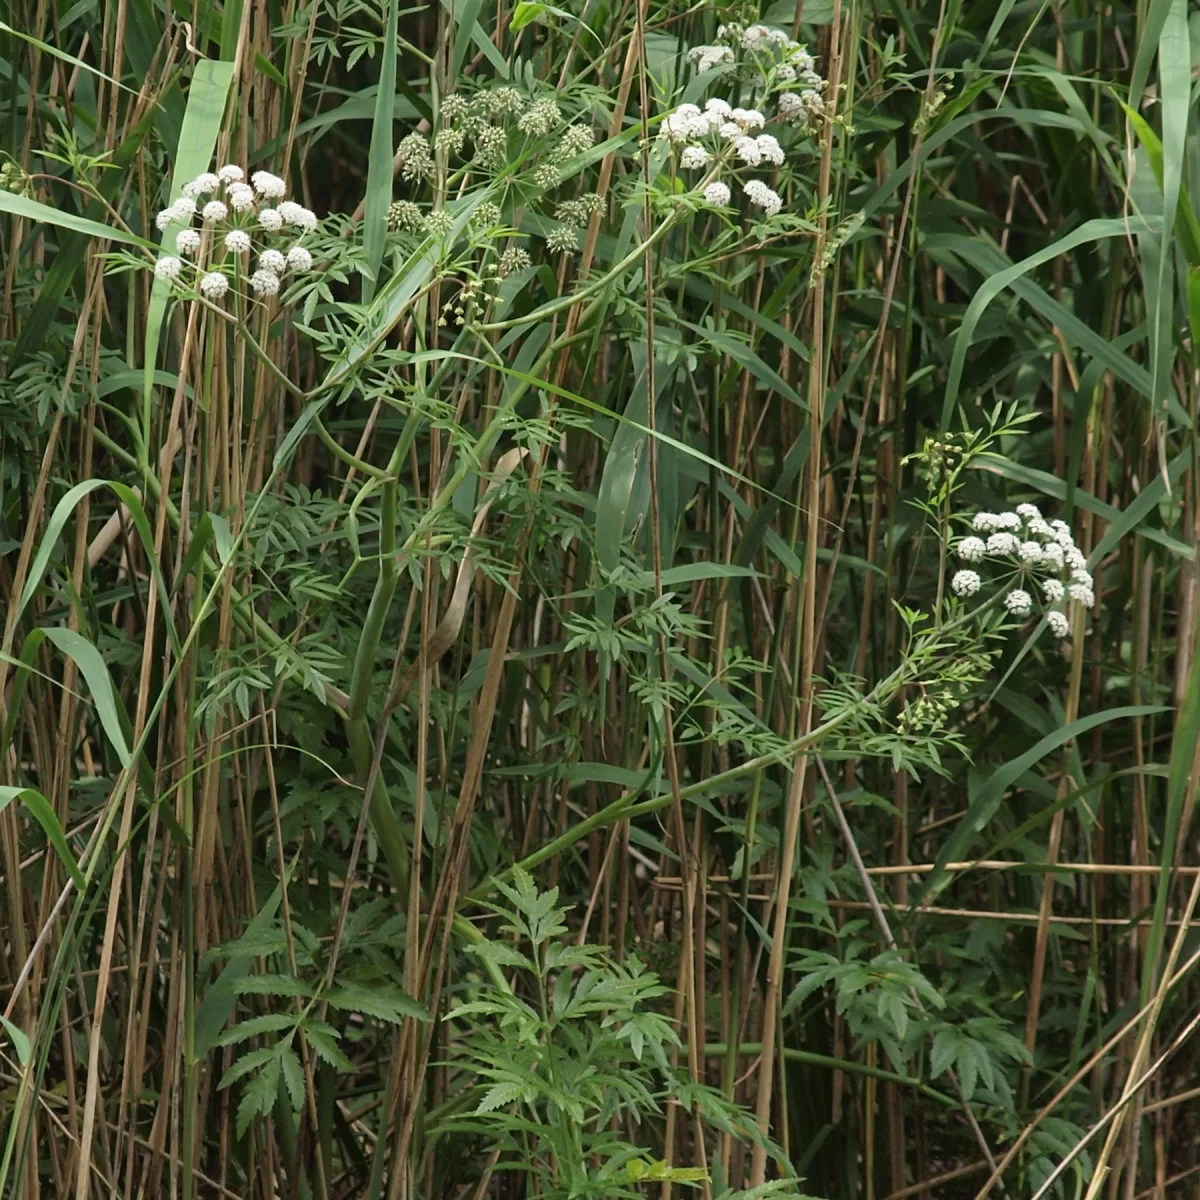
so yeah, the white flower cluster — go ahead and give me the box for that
[659,98,784,217]
[949,501,1093,638]
[686,23,828,127]
[151,164,317,304]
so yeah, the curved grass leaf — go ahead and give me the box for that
[917,706,1168,906]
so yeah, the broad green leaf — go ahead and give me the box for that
[0,1016,31,1066]
[0,786,85,890]
[937,220,1165,431]
[0,191,151,248]
[362,0,400,297]
[42,628,131,768]
[917,706,1168,906]
[142,58,236,414]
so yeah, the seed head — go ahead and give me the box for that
[224,229,252,254]
[498,246,532,276]
[259,249,287,275]
[546,224,577,253]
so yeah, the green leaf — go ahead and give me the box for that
[41,628,131,768]
[511,1,547,30]
[937,220,1164,431]
[0,1015,31,1066]
[0,786,85,890]
[0,190,151,247]
[476,1081,526,1113]
[279,1047,305,1111]
[220,1045,282,1090]
[324,984,431,1024]
[142,58,236,414]
[216,1012,298,1046]
[194,875,289,1059]
[231,975,314,999]
[304,1022,354,1072]
[236,1056,282,1138]
[362,0,400,297]
[917,706,1168,906]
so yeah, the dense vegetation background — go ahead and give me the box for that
[3,0,1200,1196]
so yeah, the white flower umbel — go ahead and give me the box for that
[155,209,175,231]
[778,93,804,119]
[985,532,1019,557]
[1068,581,1095,607]
[170,197,197,223]
[743,180,782,215]
[705,97,732,119]
[249,270,281,297]
[993,512,1021,530]
[279,201,318,233]
[1065,546,1087,572]
[1040,543,1064,569]
[224,229,252,255]
[734,136,763,166]
[702,181,732,206]
[1004,589,1033,617]
[175,229,201,256]
[972,512,1000,532]
[1018,541,1043,563]
[184,172,220,197]
[740,24,772,50]
[259,209,283,232]
[731,107,766,130]
[956,536,986,562]
[660,104,715,142]
[1047,610,1070,638]
[951,570,981,597]
[154,256,183,281]
[228,184,256,212]
[251,170,287,199]
[259,249,287,275]
[286,245,313,272]
[218,164,245,183]
[1016,503,1041,521]
[199,272,229,300]
[1042,578,1065,603]
[687,44,734,72]
[202,200,229,223]
[756,134,785,165]
[680,145,711,169]
[1071,569,1094,592]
